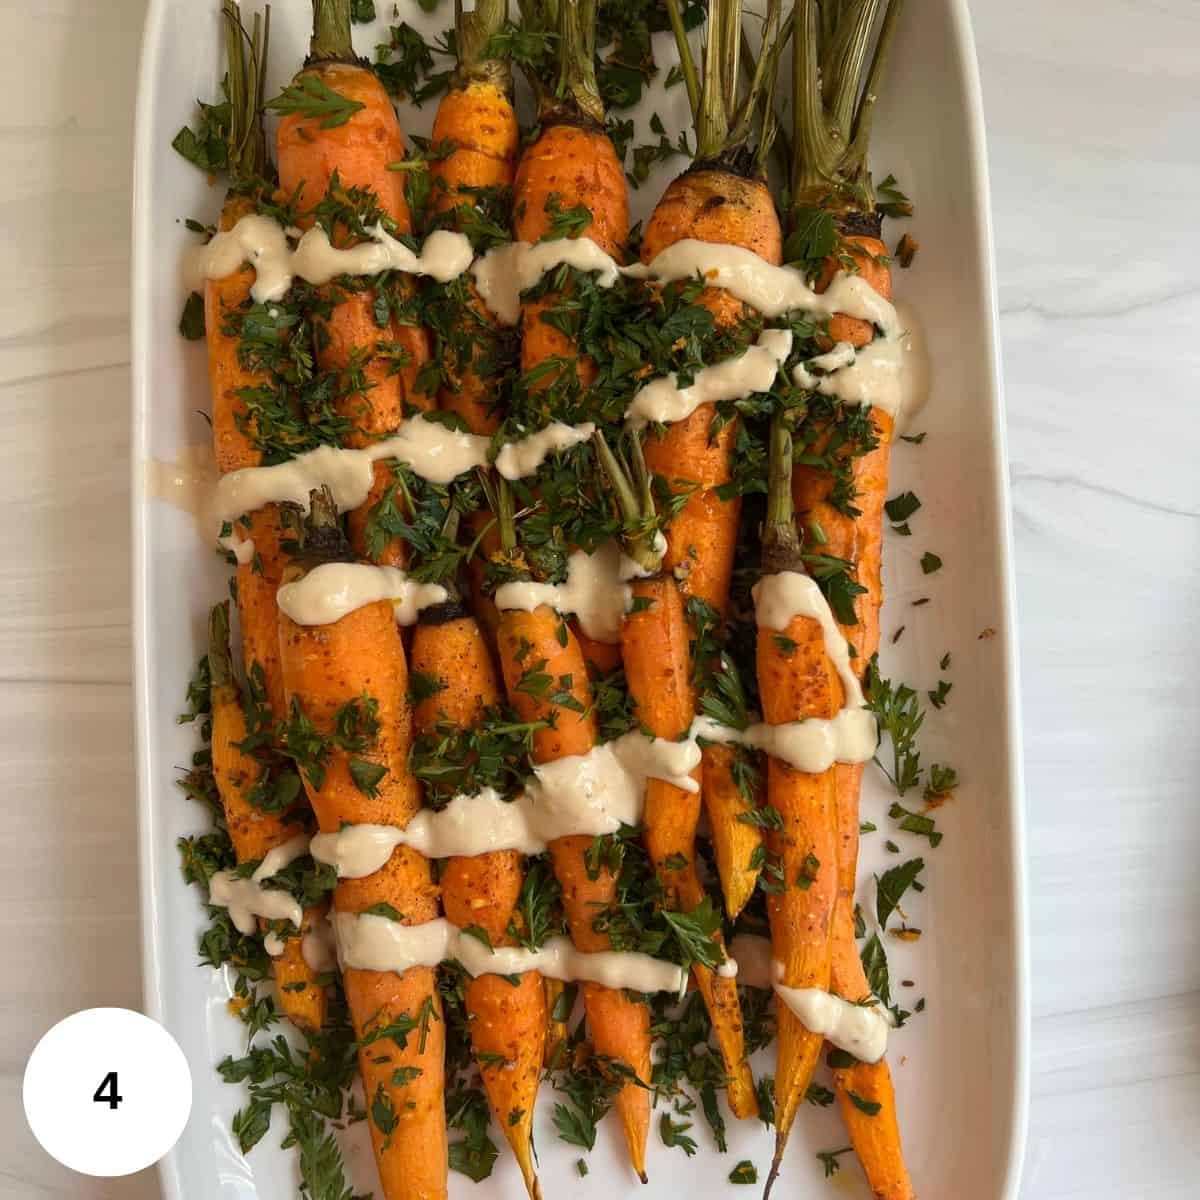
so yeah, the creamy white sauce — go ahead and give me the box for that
[678,574,879,772]
[494,421,595,480]
[693,709,876,774]
[494,541,630,644]
[471,238,623,326]
[773,974,892,1064]
[333,913,686,992]
[727,934,890,1062]
[627,240,899,333]
[209,416,621,539]
[210,417,488,540]
[207,833,311,948]
[276,563,446,627]
[188,214,473,304]
[302,913,338,974]
[752,572,866,708]
[625,330,793,429]
[793,313,928,426]
[471,237,901,337]
[310,728,700,872]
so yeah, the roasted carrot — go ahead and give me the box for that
[640,0,787,919]
[785,3,915,1194]
[203,1,325,1031]
[279,489,445,1200]
[426,0,519,436]
[594,434,757,1119]
[410,603,545,1200]
[491,3,651,1176]
[421,1,518,644]
[758,419,842,1196]
[511,0,627,411]
[496,605,652,1181]
[274,0,433,567]
[208,601,324,1032]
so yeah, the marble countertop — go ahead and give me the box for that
[2,1,1196,1196]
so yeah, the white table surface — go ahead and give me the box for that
[2,1,1197,1197]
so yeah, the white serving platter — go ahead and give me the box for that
[131,1,1028,1196]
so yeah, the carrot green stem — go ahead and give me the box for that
[309,0,355,65]
[455,0,511,88]
[223,0,270,182]
[762,414,802,574]
[557,0,603,124]
[593,432,660,574]
[665,0,701,122]
[790,0,904,214]
[495,476,517,555]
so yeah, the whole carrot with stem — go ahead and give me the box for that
[274,0,434,566]
[409,596,546,1200]
[501,2,651,1173]
[757,416,843,1198]
[595,432,757,1120]
[786,3,914,1195]
[650,0,786,920]
[201,0,325,1031]
[279,488,446,1200]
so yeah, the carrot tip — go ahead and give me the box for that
[638,1171,649,1185]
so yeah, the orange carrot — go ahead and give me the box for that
[496,606,652,1180]
[202,1,325,1032]
[641,0,786,918]
[410,604,545,1200]
[279,489,445,1200]
[494,2,650,1176]
[783,0,914,1183]
[593,431,757,1119]
[427,0,519,436]
[756,408,842,1193]
[208,602,324,1033]
[621,572,757,1119]
[274,1,433,567]
[790,239,912,1200]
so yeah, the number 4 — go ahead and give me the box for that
[93,1071,123,1110]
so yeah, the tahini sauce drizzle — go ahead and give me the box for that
[334,914,686,993]
[310,728,701,874]
[727,934,891,1062]
[277,563,447,627]
[187,215,473,305]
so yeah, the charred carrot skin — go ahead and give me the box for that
[277,60,433,567]
[620,574,757,1119]
[792,233,914,1200]
[497,607,652,1181]
[279,542,446,1200]
[410,607,545,1199]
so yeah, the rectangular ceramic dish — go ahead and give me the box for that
[132,1,1028,1196]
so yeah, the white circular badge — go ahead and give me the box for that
[22,1008,192,1177]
